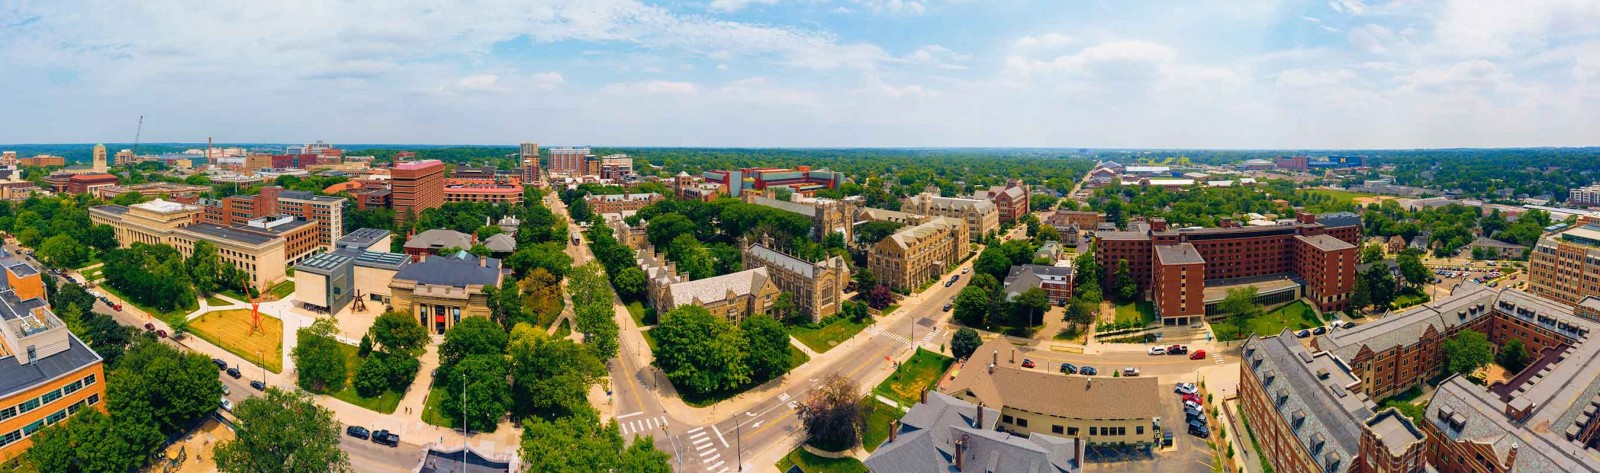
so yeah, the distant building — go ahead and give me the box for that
[1528,223,1600,306]
[864,390,1083,473]
[519,142,541,185]
[88,200,311,289]
[1570,184,1600,207]
[17,155,64,167]
[44,172,119,195]
[547,147,592,176]
[902,190,997,241]
[981,180,1030,224]
[749,195,854,242]
[1003,265,1074,305]
[704,167,842,197]
[172,186,346,252]
[403,229,474,259]
[392,160,445,224]
[1468,237,1527,259]
[113,149,136,166]
[442,182,522,205]
[584,193,664,215]
[91,144,107,172]
[94,182,211,200]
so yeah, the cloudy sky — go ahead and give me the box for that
[3,0,1598,148]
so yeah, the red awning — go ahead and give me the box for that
[435,315,446,323]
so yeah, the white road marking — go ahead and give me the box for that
[778,393,790,402]
[699,449,718,460]
[691,431,709,442]
[616,411,643,419]
[688,426,705,434]
[713,425,730,448]
[693,437,711,447]
[708,460,726,471]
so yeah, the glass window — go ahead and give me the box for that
[82,374,96,386]
[41,389,62,405]
[87,394,100,406]
[22,420,45,436]
[18,399,40,413]
[0,406,15,421]
[45,410,66,425]
[0,430,20,447]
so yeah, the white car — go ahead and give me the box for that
[962,267,971,274]
[1174,383,1198,395]
[1147,346,1166,356]
[1184,400,1202,411]
[221,398,233,412]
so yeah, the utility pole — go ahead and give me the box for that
[462,372,468,473]
[736,420,742,471]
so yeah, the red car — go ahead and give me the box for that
[112,304,123,311]
[1190,350,1207,360]
[1021,359,1036,368]
[143,323,155,331]
[156,330,168,339]
[1182,393,1202,404]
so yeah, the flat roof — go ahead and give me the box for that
[338,227,390,249]
[1155,243,1205,265]
[181,223,277,246]
[945,338,1161,420]
[1202,273,1303,302]
[296,252,352,274]
[0,333,102,399]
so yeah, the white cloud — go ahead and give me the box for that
[1014,33,1076,49]
[1347,24,1396,55]
[708,0,782,13]
[1427,0,1600,57]
[899,45,970,69]
[530,72,566,90]
[454,74,503,92]
[601,80,699,95]
[850,0,929,15]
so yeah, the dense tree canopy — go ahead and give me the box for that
[214,388,351,473]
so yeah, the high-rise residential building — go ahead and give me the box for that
[113,149,136,166]
[519,142,540,184]
[598,154,634,181]
[391,160,445,225]
[91,144,107,172]
[1571,185,1600,207]
[17,155,64,167]
[547,147,591,176]
[1528,223,1600,306]
[0,252,107,462]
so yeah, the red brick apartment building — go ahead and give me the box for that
[1094,212,1361,325]
[982,180,1030,223]
[703,167,843,197]
[392,160,444,224]
[443,183,523,204]
[1248,284,1600,473]
[172,186,345,250]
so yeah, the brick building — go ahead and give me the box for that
[1003,265,1074,305]
[742,241,850,323]
[1528,223,1600,306]
[584,193,664,215]
[750,196,854,243]
[443,184,523,204]
[902,191,998,241]
[868,217,970,292]
[652,268,780,323]
[392,160,444,224]
[1095,212,1360,324]
[982,180,1030,224]
[17,155,64,167]
[547,147,591,176]
[45,173,120,195]
[173,187,345,251]
[704,166,842,197]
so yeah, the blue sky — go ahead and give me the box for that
[2,0,1598,148]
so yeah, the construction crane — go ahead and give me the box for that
[132,115,143,156]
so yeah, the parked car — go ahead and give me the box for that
[1312,326,1328,335]
[346,426,371,440]
[1167,345,1187,355]
[1021,359,1036,369]
[1184,400,1203,411]
[1341,321,1356,329]
[942,303,952,312]
[1122,367,1140,376]
[1174,383,1197,395]
[372,430,400,447]
[143,323,155,331]
[225,367,241,379]
[1295,329,1311,338]
[220,398,233,412]
[1188,421,1210,437]
[1147,346,1166,356]
[1079,366,1098,376]
[213,358,228,370]
[962,267,970,274]
[1182,393,1202,405]
[1189,350,1207,360]
[249,380,266,391]
[1059,363,1078,375]
[944,280,954,288]
[1184,406,1203,418]
[220,384,230,396]
[112,303,122,311]
[156,330,168,338]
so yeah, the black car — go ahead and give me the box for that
[1295,329,1311,338]
[1059,363,1078,375]
[213,358,228,370]
[1188,422,1210,437]
[346,426,370,440]
[371,430,400,447]
[225,367,241,379]
[1184,406,1204,419]
[249,380,266,391]
[942,303,952,312]
[1079,366,1097,376]
[1312,326,1328,335]
[1187,411,1207,424]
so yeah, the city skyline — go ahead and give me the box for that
[3,1,1599,148]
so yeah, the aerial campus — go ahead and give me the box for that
[5,2,1600,473]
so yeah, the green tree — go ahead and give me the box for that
[1443,330,1493,376]
[24,409,162,473]
[1397,252,1431,288]
[667,234,714,279]
[440,354,513,432]
[1114,259,1137,302]
[1362,264,1399,309]
[87,224,119,253]
[854,221,903,248]
[485,277,526,330]
[369,311,429,355]
[108,339,222,433]
[509,324,605,421]
[214,388,351,473]
[612,266,648,301]
[353,354,390,397]
[974,247,1012,281]
[519,409,671,472]
[440,317,509,367]
[796,374,864,452]
[651,305,751,394]
[741,314,792,381]
[518,268,565,326]
[950,327,981,360]
[1497,339,1531,374]
[770,292,800,323]
[1012,287,1050,327]
[953,285,993,328]
[292,324,347,393]
[568,262,620,360]
[1217,287,1263,339]
[186,240,223,296]
[841,300,870,322]
[37,233,88,268]
[1360,244,1384,264]
[853,267,877,293]
[969,273,1001,293]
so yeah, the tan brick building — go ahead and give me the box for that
[388,253,504,334]
[868,217,970,292]
[585,193,664,215]
[944,338,1160,446]
[902,191,997,241]
[652,267,780,323]
[742,241,849,323]
[88,199,306,290]
[1528,223,1600,306]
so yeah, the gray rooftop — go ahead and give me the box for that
[667,267,770,308]
[752,196,817,217]
[1317,212,1362,229]
[1315,283,1498,361]
[745,243,845,279]
[483,233,516,253]
[1426,376,1600,472]
[1244,330,1373,473]
[353,250,410,270]
[393,254,501,287]
[404,229,473,251]
[866,391,1078,473]
[1154,243,1206,265]
[1296,234,1357,252]
[182,223,277,246]
[338,228,390,250]
[296,251,352,275]
[277,190,344,202]
[0,333,102,399]
[1003,264,1074,300]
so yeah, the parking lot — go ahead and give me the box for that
[1088,378,1216,473]
[1428,262,1517,294]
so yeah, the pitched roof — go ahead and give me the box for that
[1243,330,1374,473]
[745,243,845,279]
[404,229,473,251]
[666,267,772,308]
[392,254,502,287]
[484,233,516,253]
[886,217,963,250]
[866,391,1080,473]
[945,338,1160,421]
[1315,283,1498,361]
[1003,265,1073,300]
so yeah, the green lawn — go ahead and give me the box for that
[266,280,295,300]
[205,296,230,307]
[878,304,900,316]
[420,386,457,429]
[1214,301,1320,341]
[221,289,250,303]
[873,348,954,406]
[775,447,868,473]
[1113,300,1157,326]
[102,285,195,325]
[641,328,658,352]
[554,318,572,338]
[625,300,656,326]
[789,344,811,369]
[1394,287,1431,308]
[790,316,872,353]
[861,398,900,453]
[1306,188,1377,203]
[188,309,283,373]
[326,344,403,414]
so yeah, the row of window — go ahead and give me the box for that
[1000,414,1144,437]
[0,374,96,423]
[0,393,99,449]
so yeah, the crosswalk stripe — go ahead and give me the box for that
[688,426,706,434]
[700,450,719,460]
[694,437,711,447]
[708,460,725,471]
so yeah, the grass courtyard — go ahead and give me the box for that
[327,344,403,414]
[1213,301,1321,341]
[1113,301,1158,326]
[102,285,195,326]
[625,300,656,326]
[789,316,872,353]
[775,447,867,473]
[873,348,954,407]
[188,309,283,373]
[420,386,456,429]
[861,398,900,453]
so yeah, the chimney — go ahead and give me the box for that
[1150,217,1168,232]
[955,438,965,472]
[479,256,487,268]
[1010,349,1016,364]
[976,402,985,428]
[921,387,928,404]
[1506,443,1518,468]
[1296,211,1315,224]
[889,418,899,443]
[1074,437,1082,467]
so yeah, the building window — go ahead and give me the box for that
[1016,418,1028,428]
[1052,425,1064,434]
[1089,427,1097,436]
[18,399,40,414]
[1002,414,1014,424]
